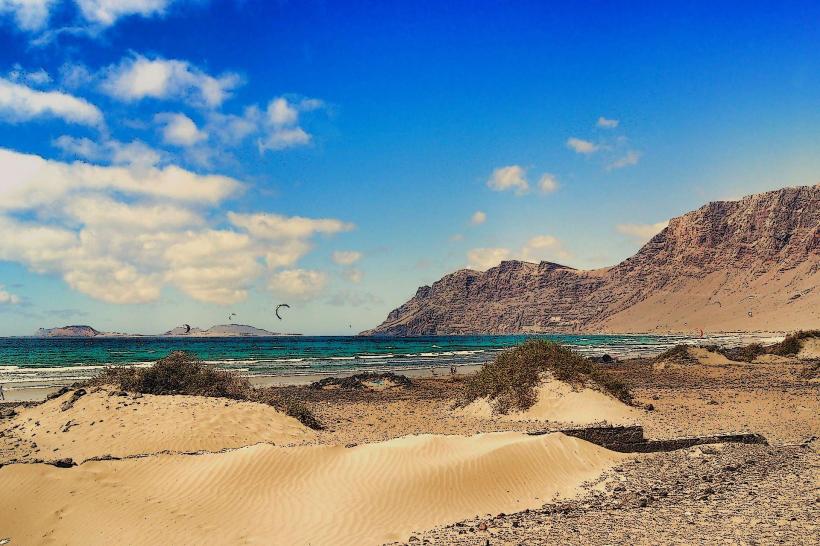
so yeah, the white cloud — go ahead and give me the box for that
[267,97,299,126]
[54,135,161,167]
[0,284,21,305]
[449,233,464,242]
[0,0,55,31]
[0,149,352,305]
[258,96,321,152]
[101,54,240,108]
[332,250,362,265]
[0,147,238,210]
[269,269,328,300]
[467,247,511,270]
[537,173,559,194]
[616,221,668,242]
[607,150,641,170]
[75,0,176,26]
[566,137,599,154]
[597,116,619,129]
[470,210,486,225]
[228,212,354,240]
[342,268,363,283]
[487,165,529,195]
[0,77,103,126]
[520,234,572,263]
[155,112,207,147]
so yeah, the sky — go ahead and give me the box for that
[0,1,819,335]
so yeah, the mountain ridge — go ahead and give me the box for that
[363,184,820,335]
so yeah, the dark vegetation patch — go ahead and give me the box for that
[456,339,632,415]
[88,351,323,430]
[310,372,413,390]
[655,344,699,364]
[656,331,820,364]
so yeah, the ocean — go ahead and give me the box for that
[0,332,774,393]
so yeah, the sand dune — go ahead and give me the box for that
[0,387,314,463]
[798,338,820,359]
[457,378,641,426]
[0,432,623,545]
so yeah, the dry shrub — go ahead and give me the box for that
[91,351,323,429]
[458,339,632,414]
[655,344,698,364]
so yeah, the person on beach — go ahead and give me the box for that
[0,383,4,401]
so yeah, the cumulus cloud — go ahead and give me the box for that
[486,165,529,195]
[54,135,161,167]
[0,0,55,31]
[269,269,328,300]
[566,137,599,154]
[7,64,51,85]
[607,150,641,170]
[616,221,668,242]
[155,112,207,147]
[538,173,559,194]
[0,148,351,305]
[470,210,486,225]
[0,284,21,305]
[332,250,362,265]
[520,235,573,263]
[467,247,511,270]
[258,96,321,152]
[597,116,619,129]
[467,234,573,271]
[0,77,103,126]
[0,147,237,209]
[101,54,240,108]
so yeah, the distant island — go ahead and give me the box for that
[35,324,297,338]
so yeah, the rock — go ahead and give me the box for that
[60,389,87,411]
[363,186,820,335]
[50,458,76,468]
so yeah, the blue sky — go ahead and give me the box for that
[0,1,818,335]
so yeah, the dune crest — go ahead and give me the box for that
[0,387,314,463]
[457,377,640,426]
[0,432,623,545]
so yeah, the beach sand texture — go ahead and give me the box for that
[456,377,641,426]
[0,387,315,463]
[0,431,622,545]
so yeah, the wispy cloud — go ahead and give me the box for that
[607,150,642,170]
[566,137,599,154]
[0,285,21,305]
[0,77,103,126]
[470,210,486,225]
[597,116,619,129]
[538,173,559,194]
[332,250,362,265]
[616,220,668,242]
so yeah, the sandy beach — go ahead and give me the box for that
[1,340,818,545]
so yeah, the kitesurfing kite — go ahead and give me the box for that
[275,304,290,320]
[183,324,191,334]
[228,313,237,322]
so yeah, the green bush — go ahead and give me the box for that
[458,339,632,415]
[91,351,323,429]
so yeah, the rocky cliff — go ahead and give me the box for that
[364,185,820,335]
[36,325,101,337]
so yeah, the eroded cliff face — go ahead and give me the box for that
[364,185,820,335]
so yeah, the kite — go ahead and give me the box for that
[228,313,237,322]
[183,324,191,334]
[275,304,290,320]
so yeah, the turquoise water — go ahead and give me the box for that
[0,333,738,389]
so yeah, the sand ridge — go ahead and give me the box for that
[0,431,624,546]
[0,387,315,463]
[456,376,641,426]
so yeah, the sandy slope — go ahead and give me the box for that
[457,378,641,426]
[0,387,314,463]
[0,432,623,546]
